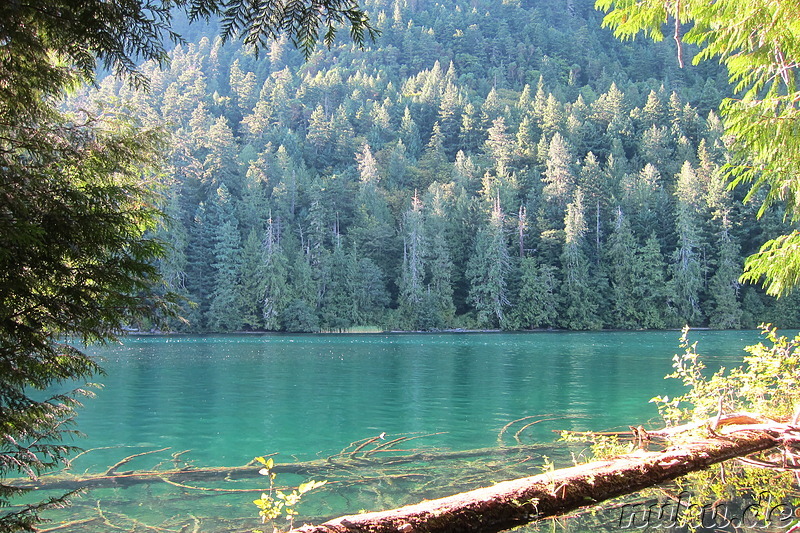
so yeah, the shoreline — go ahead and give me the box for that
[125,326,712,336]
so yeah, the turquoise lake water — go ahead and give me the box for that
[27,330,767,531]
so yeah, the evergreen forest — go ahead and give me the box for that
[71,0,800,333]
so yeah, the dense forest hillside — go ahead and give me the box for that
[72,0,800,332]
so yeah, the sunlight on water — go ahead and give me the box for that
[22,330,763,532]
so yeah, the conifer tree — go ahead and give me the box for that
[418,122,450,189]
[480,87,503,131]
[207,184,244,331]
[425,188,457,327]
[400,107,423,158]
[386,140,410,189]
[438,79,462,156]
[579,152,610,260]
[399,193,427,328]
[597,0,800,296]
[541,94,565,138]
[566,94,597,155]
[238,228,268,330]
[351,144,397,274]
[1,0,376,521]
[543,132,576,205]
[636,234,669,329]
[560,188,601,329]
[261,216,290,331]
[229,59,258,113]
[184,202,215,330]
[707,226,744,329]
[620,163,668,243]
[239,156,271,233]
[484,117,515,177]
[282,250,320,332]
[306,105,334,168]
[272,145,304,222]
[318,245,356,331]
[639,124,675,180]
[157,188,191,317]
[203,116,241,191]
[351,253,390,326]
[668,162,707,326]
[516,115,538,164]
[467,197,511,328]
[459,102,482,155]
[606,209,640,328]
[512,258,559,329]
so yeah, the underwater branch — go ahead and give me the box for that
[290,416,787,533]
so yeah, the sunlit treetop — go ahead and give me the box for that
[596,0,800,296]
[0,0,376,103]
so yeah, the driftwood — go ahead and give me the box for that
[12,437,550,493]
[289,420,783,533]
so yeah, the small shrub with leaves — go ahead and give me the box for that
[652,324,800,425]
[252,456,326,532]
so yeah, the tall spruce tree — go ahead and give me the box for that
[467,197,511,328]
[637,234,670,329]
[351,254,390,326]
[399,193,427,328]
[424,184,457,328]
[707,226,744,329]
[207,184,243,331]
[238,228,268,330]
[668,162,706,325]
[261,216,290,331]
[543,132,576,205]
[511,258,559,329]
[606,209,641,328]
[560,188,601,329]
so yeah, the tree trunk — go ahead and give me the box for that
[291,428,778,533]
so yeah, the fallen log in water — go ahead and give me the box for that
[290,423,781,533]
[11,439,551,493]
[10,416,592,496]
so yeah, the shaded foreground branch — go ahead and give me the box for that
[290,423,781,533]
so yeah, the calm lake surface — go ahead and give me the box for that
[34,330,766,531]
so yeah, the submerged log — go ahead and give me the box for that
[13,441,550,493]
[290,426,779,533]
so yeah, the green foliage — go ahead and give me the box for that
[596,0,800,296]
[642,327,800,526]
[1,0,375,529]
[210,0,377,59]
[560,431,629,462]
[252,456,326,531]
[510,258,558,329]
[0,93,172,533]
[707,229,744,329]
[741,231,800,298]
[652,325,800,425]
[560,189,601,330]
[467,199,511,328]
[596,1,800,523]
[0,102,173,530]
[63,0,800,333]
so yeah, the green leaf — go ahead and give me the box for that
[741,231,800,297]
[298,480,327,494]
